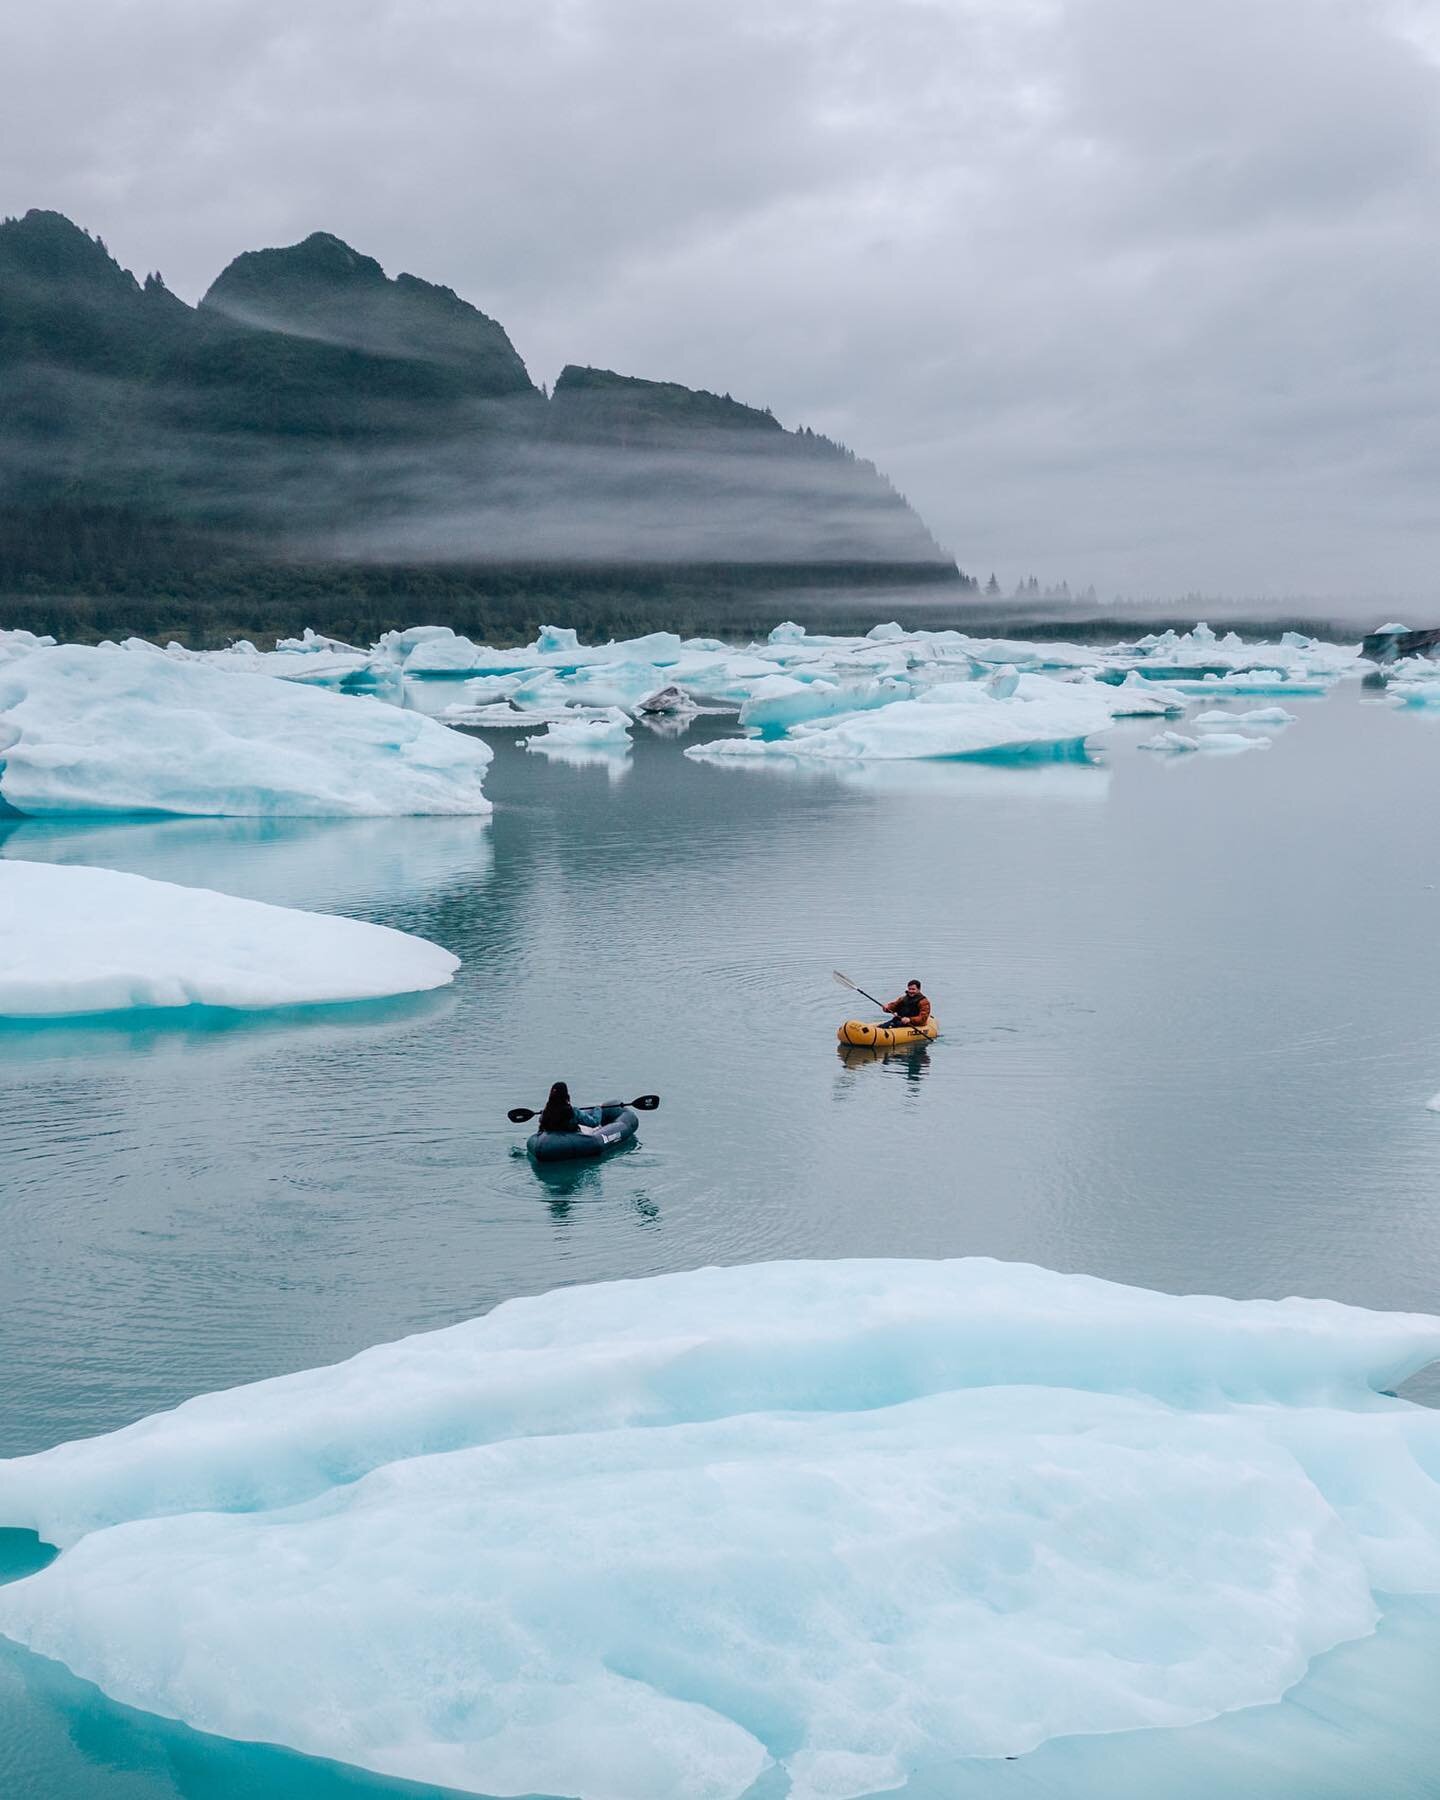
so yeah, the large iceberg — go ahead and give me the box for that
[689,674,1114,764]
[0,860,459,1016]
[0,643,492,816]
[0,621,1368,765]
[737,674,907,737]
[1,1258,1437,1800]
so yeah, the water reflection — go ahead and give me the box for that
[0,816,493,914]
[523,1139,656,1221]
[688,749,1111,801]
[835,1043,932,1078]
[519,743,632,781]
[636,713,698,740]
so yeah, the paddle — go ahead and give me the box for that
[832,970,889,1012]
[507,1094,660,1124]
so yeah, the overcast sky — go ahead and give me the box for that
[5,0,1439,602]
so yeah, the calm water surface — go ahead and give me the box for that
[4,686,1440,1796]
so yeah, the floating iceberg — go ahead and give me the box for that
[636,684,698,716]
[1139,730,1270,756]
[181,639,401,700]
[1193,707,1297,726]
[1387,679,1440,708]
[1167,670,1336,698]
[0,627,56,666]
[736,673,906,738]
[690,675,1113,764]
[5,1259,1436,1800]
[0,623,1365,757]
[522,709,632,751]
[0,644,492,816]
[0,861,459,1017]
[1100,672,1190,715]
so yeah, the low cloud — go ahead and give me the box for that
[4,0,1439,601]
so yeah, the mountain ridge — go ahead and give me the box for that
[0,209,968,640]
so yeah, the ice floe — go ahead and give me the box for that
[1096,671,1190,715]
[0,619,1376,780]
[522,709,633,751]
[1386,678,1440,708]
[1139,729,1271,755]
[736,673,908,737]
[1166,670,1337,698]
[689,673,1114,764]
[0,1258,1436,1800]
[0,861,459,1017]
[0,643,492,816]
[1192,707,1298,726]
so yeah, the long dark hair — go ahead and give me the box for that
[538,1081,574,1133]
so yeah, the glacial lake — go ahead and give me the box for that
[4,683,1440,1798]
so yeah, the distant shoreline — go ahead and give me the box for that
[0,557,1387,651]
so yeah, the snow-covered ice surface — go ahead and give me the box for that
[1,1258,1438,1800]
[1096,672,1190,715]
[0,621,1373,781]
[688,674,1114,764]
[1166,671,1338,697]
[1387,676,1440,708]
[0,861,460,1018]
[1193,707,1298,726]
[521,709,633,750]
[0,643,492,816]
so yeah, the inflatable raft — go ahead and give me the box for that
[837,1016,939,1049]
[527,1102,639,1163]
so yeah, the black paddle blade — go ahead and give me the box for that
[507,1107,537,1124]
[632,1094,660,1110]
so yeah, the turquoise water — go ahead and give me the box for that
[4,690,1440,1796]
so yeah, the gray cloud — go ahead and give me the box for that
[4,0,1439,603]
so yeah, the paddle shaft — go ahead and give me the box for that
[508,1094,659,1124]
[833,971,890,1012]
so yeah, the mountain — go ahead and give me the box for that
[202,232,537,401]
[0,210,965,640]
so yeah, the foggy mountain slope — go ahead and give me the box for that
[0,209,960,627]
[201,231,539,401]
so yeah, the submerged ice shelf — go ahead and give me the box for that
[0,861,460,1017]
[0,1258,1437,1800]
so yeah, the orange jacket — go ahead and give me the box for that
[886,993,930,1027]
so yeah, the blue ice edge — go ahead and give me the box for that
[0,1516,1435,1800]
[0,987,456,1038]
[5,1261,1436,1798]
